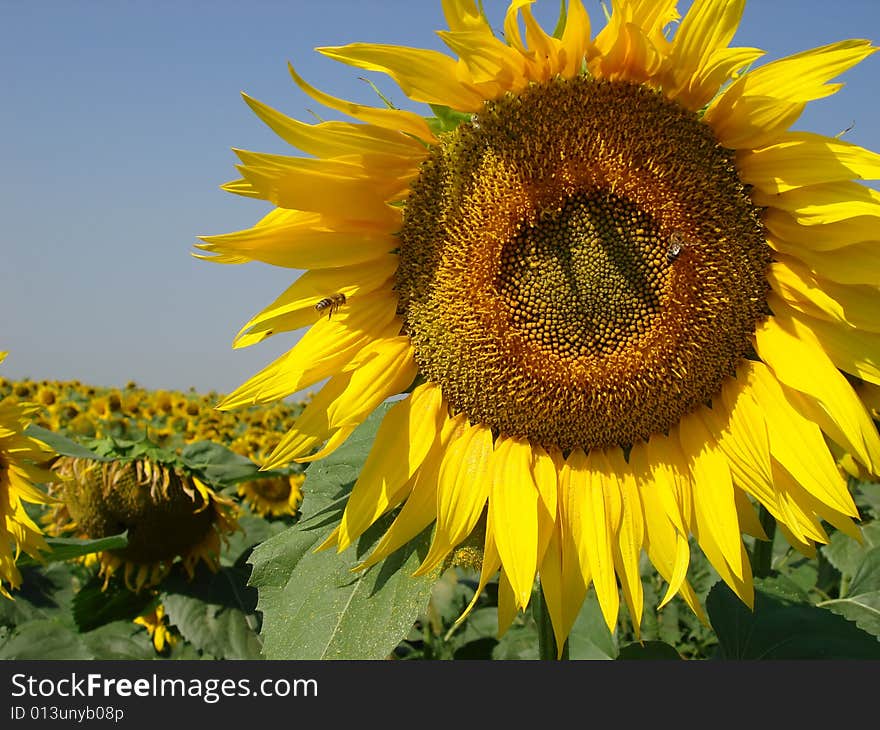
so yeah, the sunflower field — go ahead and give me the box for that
[4,0,880,662]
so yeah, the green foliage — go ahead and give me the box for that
[249,404,437,659]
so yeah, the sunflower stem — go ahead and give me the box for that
[750,505,777,578]
[534,580,568,660]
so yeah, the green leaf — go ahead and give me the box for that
[82,621,155,660]
[161,567,262,660]
[819,546,880,638]
[16,532,129,567]
[25,424,112,461]
[249,402,437,659]
[493,618,539,660]
[0,563,80,626]
[707,582,880,659]
[221,511,291,567]
[73,575,155,632]
[0,619,93,659]
[617,641,683,660]
[821,520,880,577]
[179,440,289,488]
[567,592,618,660]
[551,0,567,39]
[253,517,435,659]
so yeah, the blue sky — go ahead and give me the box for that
[2,1,879,395]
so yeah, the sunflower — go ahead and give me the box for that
[198,1,880,651]
[237,472,305,518]
[0,353,55,599]
[50,454,239,591]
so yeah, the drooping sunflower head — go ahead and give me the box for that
[50,453,239,592]
[200,1,880,649]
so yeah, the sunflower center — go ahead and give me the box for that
[397,77,771,451]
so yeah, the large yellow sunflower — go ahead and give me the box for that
[197,1,880,651]
[0,353,55,599]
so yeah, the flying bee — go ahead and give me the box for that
[666,231,690,263]
[314,292,347,319]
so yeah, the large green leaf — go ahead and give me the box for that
[179,440,289,488]
[819,546,880,638]
[253,516,435,659]
[72,575,154,632]
[82,621,155,660]
[0,619,92,659]
[24,424,112,461]
[707,582,880,659]
[161,567,262,660]
[16,533,129,568]
[249,402,438,659]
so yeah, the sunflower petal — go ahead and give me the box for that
[317,44,487,111]
[337,383,445,550]
[755,315,880,475]
[489,436,540,610]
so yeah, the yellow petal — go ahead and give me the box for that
[634,439,692,610]
[678,411,746,582]
[489,436,539,610]
[737,131,880,194]
[242,93,427,160]
[218,293,400,409]
[744,358,858,517]
[233,152,410,224]
[317,44,487,112]
[663,0,750,109]
[559,0,592,78]
[416,421,493,575]
[288,63,436,143]
[357,414,469,570]
[233,257,397,348]
[755,315,880,475]
[753,180,880,225]
[763,206,878,251]
[706,40,876,148]
[337,383,445,550]
[770,242,880,287]
[497,569,518,637]
[767,260,880,333]
[607,448,644,638]
[195,209,399,270]
[263,337,417,468]
[770,294,880,387]
[566,449,620,633]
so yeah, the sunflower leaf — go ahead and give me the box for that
[179,440,290,488]
[16,533,129,569]
[0,618,93,660]
[72,574,154,633]
[707,582,880,659]
[249,402,436,659]
[81,620,156,660]
[818,546,880,639]
[24,424,113,462]
[160,567,262,660]
[617,641,683,660]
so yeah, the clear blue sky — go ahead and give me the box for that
[2,1,878,396]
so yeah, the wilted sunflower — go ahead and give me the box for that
[50,453,239,591]
[0,353,55,599]
[198,1,880,649]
